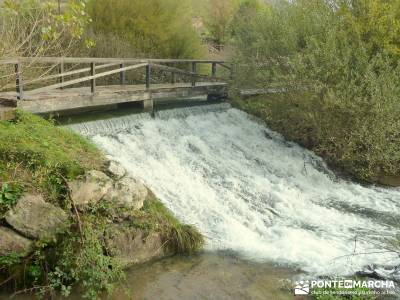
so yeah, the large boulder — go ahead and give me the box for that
[0,227,33,256]
[106,160,126,180]
[5,194,69,240]
[104,177,148,210]
[69,170,113,208]
[104,224,167,267]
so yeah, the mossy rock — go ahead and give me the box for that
[5,194,69,240]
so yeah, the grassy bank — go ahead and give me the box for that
[0,111,203,299]
[230,1,400,186]
[232,93,400,186]
[0,110,104,205]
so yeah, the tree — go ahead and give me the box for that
[86,0,203,58]
[337,0,400,57]
[205,0,236,45]
[231,0,400,182]
[0,0,91,58]
[0,0,91,91]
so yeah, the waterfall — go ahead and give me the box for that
[69,103,400,280]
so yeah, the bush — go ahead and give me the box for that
[131,196,205,255]
[231,0,400,183]
[85,0,204,58]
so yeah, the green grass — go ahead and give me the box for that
[232,93,400,185]
[0,111,204,299]
[131,195,205,255]
[0,110,105,203]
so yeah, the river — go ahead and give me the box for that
[70,103,400,278]
[9,102,399,299]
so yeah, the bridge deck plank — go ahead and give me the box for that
[0,82,227,114]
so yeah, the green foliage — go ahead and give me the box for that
[0,112,203,299]
[0,110,104,202]
[231,0,400,183]
[338,0,400,57]
[0,0,92,58]
[203,0,237,44]
[0,220,124,299]
[86,0,204,58]
[168,224,204,255]
[49,218,124,299]
[0,183,22,213]
[0,252,22,268]
[192,0,263,45]
[131,197,205,255]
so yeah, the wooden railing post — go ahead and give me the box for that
[120,63,125,85]
[211,62,217,79]
[15,63,23,100]
[146,63,151,89]
[90,62,96,93]
[59,62,64,89]
[170,63,176,84]
[191,62,197,87]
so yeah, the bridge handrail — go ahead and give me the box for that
[0,57,231,100]
[0,57,227,65]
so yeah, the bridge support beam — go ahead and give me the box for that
[142,97,153,112]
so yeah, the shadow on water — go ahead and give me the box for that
[0,252,297,300]
[55,97,219,126]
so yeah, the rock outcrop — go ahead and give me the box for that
[106,160,126,180]
[0,226,33,256]
[69,170,113,208]
[378,174,400,187]
[104,176,148,210]
[0,162,174,270]
[104,224,167,267]
[5,194,69,240]
[69,168,147,211]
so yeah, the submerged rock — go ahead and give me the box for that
[0,226,33,256]
[5,194,69,240]
[106,160,127,180]
[69,170,113,208]
[104,176,148,210]
[104,224,167,267]
[378,174,400,187]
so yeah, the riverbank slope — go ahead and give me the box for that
[231,94,400,187]
[0,110,203,299]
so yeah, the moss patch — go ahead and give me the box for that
[132,196,205,255]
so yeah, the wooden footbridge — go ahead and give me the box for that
[0,57,231,118]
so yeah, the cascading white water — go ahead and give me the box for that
[69,103,400,279]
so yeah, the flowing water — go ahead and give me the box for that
[68,103,400,283]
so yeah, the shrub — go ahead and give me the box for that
[86,0,204,58]
[231,0,400,183]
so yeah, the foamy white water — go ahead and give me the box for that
[69,104,400,279]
